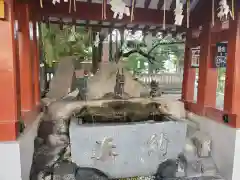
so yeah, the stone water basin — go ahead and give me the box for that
[69,117,187,179]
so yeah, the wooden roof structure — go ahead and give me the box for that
[33,0,210,33]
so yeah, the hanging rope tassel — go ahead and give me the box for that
[187,0,190,28]
[105,0,107,19]
[102,0,104,19]
[131,0,135,22]
[212,0,214,26]
[104,0,107,19]
[69,0,72,13]
[102,0,107,19]
[40,0,43,8]
[163,0,166,30]
[74,0,76,12]
[232,0,234,20]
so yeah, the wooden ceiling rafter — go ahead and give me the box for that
[144,0,152,9]
[98,21,102,26]
[132,24,139,34]
[131,0,137,15]
[59,18,63,30]
[110,22,115,30]
[143,25,151,35]
[170,0,176,11]
[37,0,205,33]
[95,21,103,32]
[180,0,193,28]
[85,20,90,30]
[45,16,50,28]
[42,20,185,34]
[72,18,76,25]
[187,0,212,28]
[153,26,160,33]
[181,0,207,28]
[120,24,128,30]
[157,0,165,10]
[183,0,192,11]
[151,26,158,36]
[71,18,77,31]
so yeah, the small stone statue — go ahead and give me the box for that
[150,80,160,98]
[94,32,100,47]
[109,0,130,19]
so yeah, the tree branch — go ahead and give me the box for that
[120,49,155,64]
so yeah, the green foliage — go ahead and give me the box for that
[41,23,92,67]
[123,33,185,73]
[217,68,226,93]
[125,53,147,73]
[41,24,185,74]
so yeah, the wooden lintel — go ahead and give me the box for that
[211,30,229,44]
[188,38,200,48]
[35,1,176,27]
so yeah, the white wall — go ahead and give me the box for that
[187,112,238,180]
[232,129,240,180]
[0,142,22,180]
[0,113,42,180]
[18,115,41,180]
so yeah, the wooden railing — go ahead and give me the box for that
[136,73,183,93]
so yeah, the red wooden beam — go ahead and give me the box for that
[224,15,240,119]
[32,21,41,105]
[18,3,35,113]
[34,1,175,26]
[197,23,218,109]
[181,29,196,102]
[211,30,229,44]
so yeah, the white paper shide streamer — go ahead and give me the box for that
[94,32,100,47]
[52,0,60,5]
[217,0,233,21]
[110,0,130,19]
[52,0,68,4]
[174,0,184,26]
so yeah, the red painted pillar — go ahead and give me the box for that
[32,21,41,105]
[0,1,20,141]
[224,14,240,121]
[181,30,196,102]
[18,4,34,113]
[197,23,218,108]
